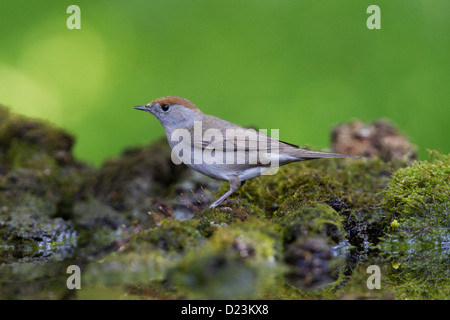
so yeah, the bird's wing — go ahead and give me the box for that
[187,115,355,162]
[189,115,305,152]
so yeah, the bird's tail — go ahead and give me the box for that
[288,149,359,160]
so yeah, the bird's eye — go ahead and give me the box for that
[161,104,170,112]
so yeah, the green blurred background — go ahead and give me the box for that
[1,0,449,166]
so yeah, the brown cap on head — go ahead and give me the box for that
[151,96,201,112]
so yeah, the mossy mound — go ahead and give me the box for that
[382,151,449,220]
[381,151,449,243]
[0,105,94,263]
[378,151,449,299]
[1,105,448,299]
[230,157,405,215]
[0,106,74,166]
[93,150,447,299]
[81,156,408,298]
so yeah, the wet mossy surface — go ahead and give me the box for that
[0,105,448,299]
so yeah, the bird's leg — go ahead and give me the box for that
[209,176,244,209]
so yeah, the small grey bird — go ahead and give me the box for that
[134,96,355,208]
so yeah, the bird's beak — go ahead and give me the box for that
[133,105,149,112]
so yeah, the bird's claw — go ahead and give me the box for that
[209,199,239,210]
[222,199,239,206]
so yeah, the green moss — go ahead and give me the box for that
[0,197,76,262]
[194,205,264,237]
[274,203,345,245]
[0,106,95,262]
[382,153,449,217]
[0,105,74,167]
[380,152,449,241]
[132,219,205,253]
[82,219,205,288]
[380,236,450,299]
[83,249,180,286]
[232,157,405,215]
[88,149,445,300]
[270,204,347,291]
[0,260,77,299]
[378,151,450,299]
[202,157,407,251]
[169,218,283,299]
[331,262,395,299]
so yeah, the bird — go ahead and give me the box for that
[134,96,356,208]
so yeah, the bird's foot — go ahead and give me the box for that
[209,199,238,211]
[222,199,239,206]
